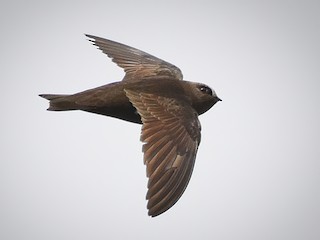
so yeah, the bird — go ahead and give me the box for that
[39,34,221,217]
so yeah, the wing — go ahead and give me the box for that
[125,90,201,217]
[86,34,183,81]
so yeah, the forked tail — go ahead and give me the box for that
[39,94,76,111]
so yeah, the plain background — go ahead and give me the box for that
[1,0,319,239]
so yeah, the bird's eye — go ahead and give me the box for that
[200,85,213,95]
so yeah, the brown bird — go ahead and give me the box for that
[39,34,221,217]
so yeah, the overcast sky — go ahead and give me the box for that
[1,1,319,239]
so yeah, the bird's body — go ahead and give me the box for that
[41,77,216,124]
[40,35,221,217]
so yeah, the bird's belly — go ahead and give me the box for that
[84,104,142,124]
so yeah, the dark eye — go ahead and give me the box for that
[200,85,213,95]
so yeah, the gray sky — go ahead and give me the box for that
[1,0,319,239]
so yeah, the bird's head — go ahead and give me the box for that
[187,82,221,115]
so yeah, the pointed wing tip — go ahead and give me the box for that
[148,210,162,218]
[84,33,94,39]
[148,205,172,217]
[85,34,97,44]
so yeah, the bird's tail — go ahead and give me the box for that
[39,94,77,111]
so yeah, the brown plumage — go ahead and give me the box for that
[40,34,221,217]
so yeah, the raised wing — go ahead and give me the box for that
[86,34,183,81]
[125,90,201,217]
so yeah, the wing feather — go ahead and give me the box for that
[86,34,183,81]
[125,90,201,217]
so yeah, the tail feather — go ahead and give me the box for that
[39,94,76,111]
[39,94,68,100]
